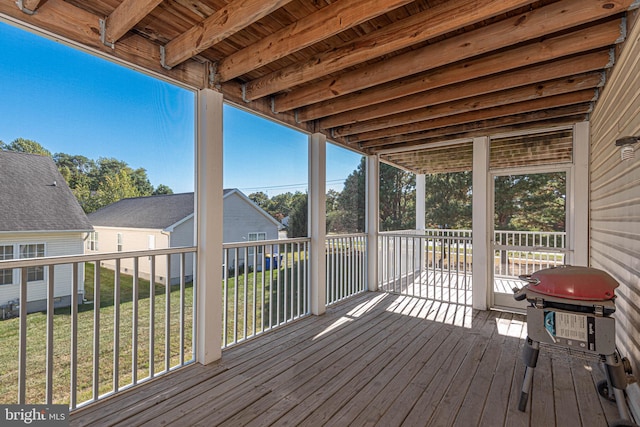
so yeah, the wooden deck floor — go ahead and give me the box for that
[70,292,619,426]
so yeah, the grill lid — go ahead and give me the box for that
[519,265,618,301]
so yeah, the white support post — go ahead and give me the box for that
[416,174,426,232]
[572,121,590,266]
[366,155,379,292]
[195,88,224,364]
[472,136,490,310]
[416,174,426,270]
[309,133,327,315]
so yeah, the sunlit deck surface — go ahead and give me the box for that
[70,292,618,427]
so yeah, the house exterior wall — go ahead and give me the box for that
[169,218,195,283]
[89,226,173,284]
[223,192,279,243]
[0,232,86,314]
[223,192,280,270]
[589,12,640,370]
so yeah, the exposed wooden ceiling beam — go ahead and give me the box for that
[102,0,163,46]
[241,0,537,101]
[348,89,596,143]
[0,0,207,88]
[161,0,294,69]
[17,0,47,14]
[272,0,631,111]
[334,73,602,137]
[216,0,415,82]
[296,26,618,122]
[362,106,592,150]
[319,55,608,129]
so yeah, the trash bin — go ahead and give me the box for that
[265,254,278,269]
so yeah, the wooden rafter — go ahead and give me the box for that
[347,89,597,143]
[361,106,592,150]
[102,0,163,46]
[17,0,47,14]
[2,0,635,171]
[216,0,415,82]
[296,27,618,122]
[333,73,603,137]
[161,0,294,69]
[241,0,537,101]
[271,0,631,111]
[319,57,608,129]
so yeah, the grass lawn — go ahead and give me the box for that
[0,256,313,406]
[0,263,193,405]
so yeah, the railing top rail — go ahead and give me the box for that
[326,233,368,239]
[0,246,197,269]
[378,233,472,242]
[494,230,566,236]
[222,237,310,250]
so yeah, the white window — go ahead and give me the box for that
[19,243,45,282]
[148,235,155,250]
[117,233,123,252]
[248,232,267,256]
[87,231,99,251]
[0,245,14,286]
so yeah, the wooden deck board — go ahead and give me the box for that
[70,291,612,427]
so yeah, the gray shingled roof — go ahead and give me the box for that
[0,150,93,232]
[88,192,201,229]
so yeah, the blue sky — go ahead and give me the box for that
[0,21,362,195]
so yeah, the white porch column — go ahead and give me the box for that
[472,136,490,310]
[309,133,327,315]
[572,121,590,266]
[196,89,224,364]
[416,174,426,270]
[366,155,379,292]
[416,174,426,231]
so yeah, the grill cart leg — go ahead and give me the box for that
[602,352,634,422]
[519,337,540,412]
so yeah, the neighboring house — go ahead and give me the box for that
[0,151,93,316]
[87,189,281,283]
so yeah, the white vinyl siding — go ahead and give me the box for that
[0,233,86,307]
[589,15,640,372]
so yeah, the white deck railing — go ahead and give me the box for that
[0,228,568,408]
[493,230,566,277]
[325,233,367,306]
[378,232,472,304]
[0,247,196,409]
[221,238,310,349]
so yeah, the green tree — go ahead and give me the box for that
[249,191,269,210]
[153,184,174,195]
[93,169,141,211]
[287,192,308,238]
[379,163,415,231]
[424,172,472,229]
[54,153,95,189]
[333,158,366,233]
[269,192,297,222]
[2,138,52,156]
[495,172,565,232]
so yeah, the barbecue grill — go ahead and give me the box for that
[513,265,638,426]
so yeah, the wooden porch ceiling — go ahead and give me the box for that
[2,0,637,173]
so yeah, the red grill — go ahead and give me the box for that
[514,266,637,425]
